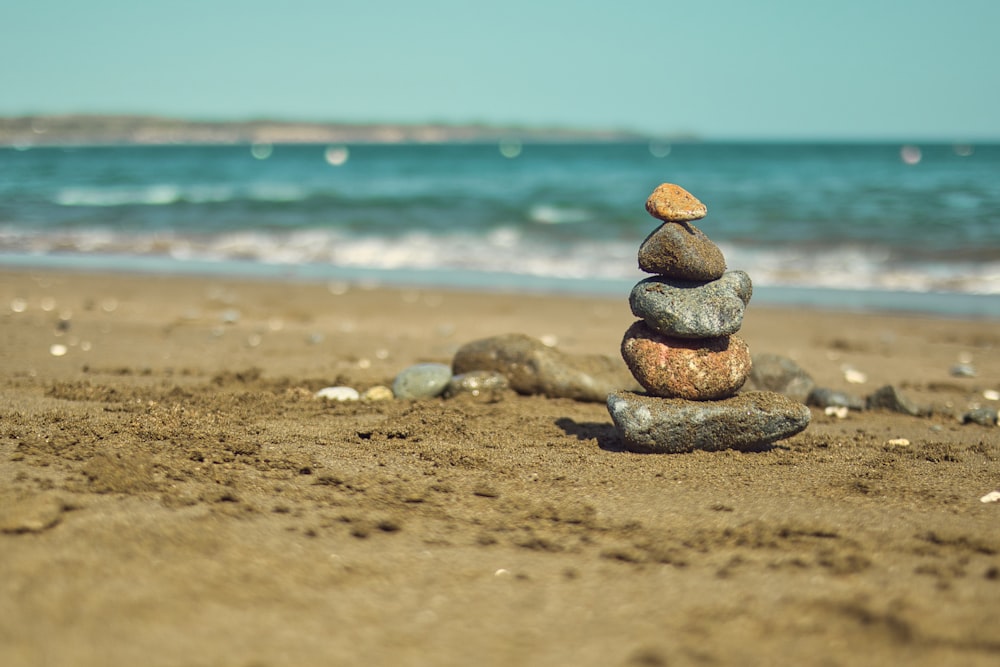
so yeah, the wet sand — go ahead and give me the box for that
[1,269,999,666]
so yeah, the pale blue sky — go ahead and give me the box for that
[3,0,998,139]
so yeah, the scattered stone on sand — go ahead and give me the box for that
[637,222,727,280]
[950,363,977,378]
[315,386,360,401]
[886,438,911,447]
[980,490,1000,503]
[0,493,67,534]
[360,385,395,402]
[620,321,751,400]
[452,333,638,403]
[607,390,811,453]
[629,271,751,338]
[807,387,866,411]
[984,389,1000,401]
[747,354,816,403]
[644,183,707,222]
[392,363,453,400]
[443,371,510,399]
[963,407,998,427]
[865,385,925,416]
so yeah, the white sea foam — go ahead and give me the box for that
[1,226,998,295]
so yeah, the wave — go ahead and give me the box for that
[53,183,311,207]
[1,225,998,296]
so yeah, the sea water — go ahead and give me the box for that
[1,141,998,316]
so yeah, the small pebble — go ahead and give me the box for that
[361,385,394,402]
[886,438,910,447]
[980,491,1000,504]
[843,367,868,384]
[315,386,360,401]
[950,363,977,378]
[824,406,849,419]
[10,298,27,313]
[392,363,452,400]
[866,385,925,416]
[983,389,1000,401]
[49,344,68,357]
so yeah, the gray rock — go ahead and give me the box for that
[444,371,510,399]
[607,390,811,453]
[807,387,866,411]
[452,333,638,402]
[865,385,926,416]
[747,354,816,403]
[629,271,752,338]
[392,363,452,400]
[962,407,998,427]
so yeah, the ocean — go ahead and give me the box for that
[2,141,998,317]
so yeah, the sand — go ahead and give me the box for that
[1,268,998,667]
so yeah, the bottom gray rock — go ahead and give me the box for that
[607,390,811,453]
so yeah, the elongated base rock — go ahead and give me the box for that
[607,390,810,453]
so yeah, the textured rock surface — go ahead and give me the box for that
[607,390,811,453]
[637,221,726,280]
[392,363,452,400]
[747,354,816,403]
[644,183,707,222]
[452,333,638,402]
[630,271,752,338]
[620,321,751,400]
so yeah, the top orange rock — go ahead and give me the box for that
[645,183,707,222]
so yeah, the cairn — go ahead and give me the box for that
[607,184,810,453]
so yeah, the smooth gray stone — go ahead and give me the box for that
[962,407,997,427]
[747,354,816,403]
[392,363,453,399]
[453,333,639,402]
[629,271,752,338]
[865,385,926,416]
[807,387,866,411]
[607,390,811,453]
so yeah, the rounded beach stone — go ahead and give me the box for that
[620,321,751,400]
[630,271,752,338]
[746,354,816,403]
[644,183,707,222]
[392,363,452,399]
[606,390,811,453]
[360,385,395,401]
[443,371,510,399]
[452,333,639,402]
[637,221,726,280]
[315,386,360,401]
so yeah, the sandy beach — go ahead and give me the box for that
[1,268,998,666]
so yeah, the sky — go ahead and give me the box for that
[2,0,998,140]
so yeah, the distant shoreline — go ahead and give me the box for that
[0,114,659,147]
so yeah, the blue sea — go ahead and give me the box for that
[2,141,998,317]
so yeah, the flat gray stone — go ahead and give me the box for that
[747,354,816,403]
[607,390,811,453]
[807,387,866,411]
[392,363,452,399]
[865,385,926,416]
[629,271,752,338]
[453,333,639,402]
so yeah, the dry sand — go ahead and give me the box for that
[1,269,998,667]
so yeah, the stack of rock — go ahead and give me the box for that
[607,184,811,453]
